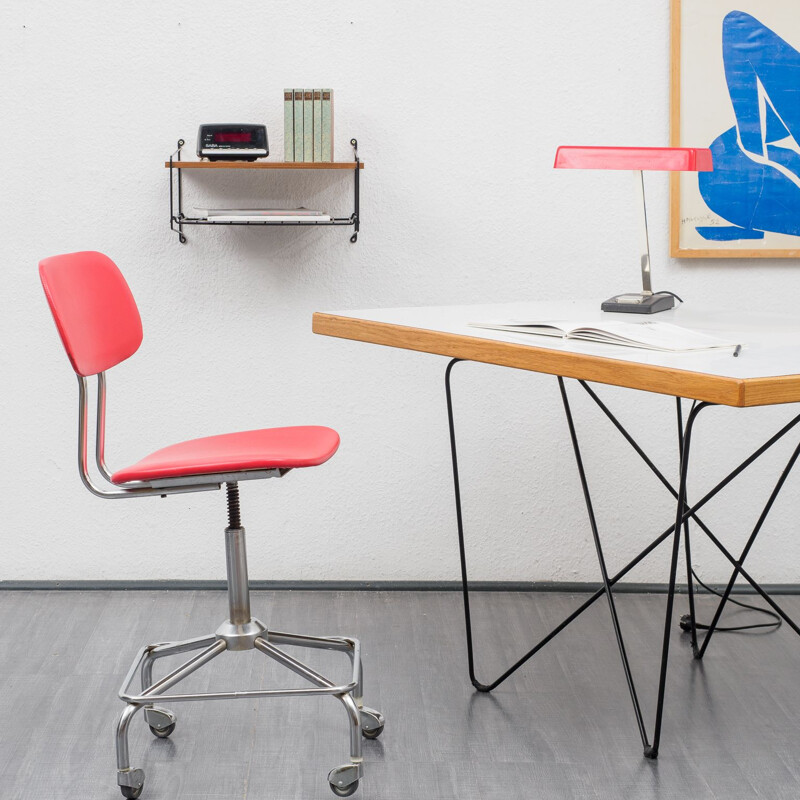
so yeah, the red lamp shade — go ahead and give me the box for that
[553,146,713,172]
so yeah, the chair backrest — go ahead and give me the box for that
[39,251,143,376]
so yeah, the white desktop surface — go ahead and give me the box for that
[329,302,800,379]
[313,301,800,407]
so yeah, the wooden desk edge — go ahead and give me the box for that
[312,312,800,408]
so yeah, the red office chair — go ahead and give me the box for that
[39,251,383,798]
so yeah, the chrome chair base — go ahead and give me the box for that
[114,495,384,799]
[116,621,384,798]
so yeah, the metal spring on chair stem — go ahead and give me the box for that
[226,482,241,529]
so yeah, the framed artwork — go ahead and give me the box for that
[670,0,800,257]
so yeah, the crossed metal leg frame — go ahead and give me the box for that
[445,358,800,758]
[114,485,384,799]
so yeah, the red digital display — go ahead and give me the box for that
[214,132,253,143]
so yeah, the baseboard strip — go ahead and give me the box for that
[1,579,799,594]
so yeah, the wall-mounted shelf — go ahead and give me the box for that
[166,138,363,243]
[166,161,365,170]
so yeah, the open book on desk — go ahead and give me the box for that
[467,319,739,353]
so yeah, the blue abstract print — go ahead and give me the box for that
[697,11,800,241]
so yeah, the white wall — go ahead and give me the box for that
[3,1,800,584]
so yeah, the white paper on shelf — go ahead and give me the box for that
[205,215,332,223]
[194,206,326,218]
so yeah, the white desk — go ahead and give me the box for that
[313,301,800,759]
[314,301,800,406]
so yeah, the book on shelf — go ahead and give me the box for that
[293,89,304,161]
[284,88,335,162]
[303,90,314,163]
[321,89,333,162]
[467,319,739,353]
[313,90,322,162]
[283,89,294,161]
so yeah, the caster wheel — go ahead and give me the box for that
[118,767,145,798]
[144,706,176,739]
[328,764,361,796]
[149,721,176,739]
[330,780,359,797]
[360,706,385,740]
[362,723,383,740]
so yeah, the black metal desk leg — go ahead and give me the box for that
[677,399,700,655]
[444,362,756,757]
[445,361,675,702]
[561,381,800,749]
[558,377,650,749]
[696,439,800,658]
[644,400,709,759]
[444,360,674,694]
[578,381,800,661]
[444,359,481,687]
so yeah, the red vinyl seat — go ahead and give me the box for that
[112,426,340,484]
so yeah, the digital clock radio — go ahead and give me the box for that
[197,124,269,161]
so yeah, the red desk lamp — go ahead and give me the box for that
[554,146,713,314]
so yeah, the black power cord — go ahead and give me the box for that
[676,396,779,636]
[653,290,684,304]
[679,568,782,633]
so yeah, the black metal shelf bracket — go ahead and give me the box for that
[350,138,360,243]
[168,138,361,244]
[169,140,186,243]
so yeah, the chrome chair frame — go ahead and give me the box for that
[76,374,383,798]
[78,373,284,499]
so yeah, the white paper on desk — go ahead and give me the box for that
[468,319,739,353]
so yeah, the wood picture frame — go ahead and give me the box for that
[670,0,800,258]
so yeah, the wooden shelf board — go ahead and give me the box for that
[177,217,353,226]
[165,160,364,170]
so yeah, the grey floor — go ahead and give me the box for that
[2,590,799,799]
